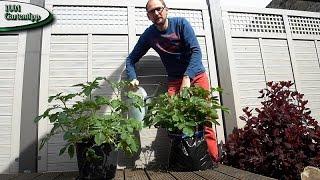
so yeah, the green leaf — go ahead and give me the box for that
[48,93,60,103]
[210,119,220,126]
[183,127,194,137]
[181,88,189,98]
[64,93,77,101]
[86,148,95,158]
[177,123,185,130]
[127,126,134,133]
[34,115,43,123]
[95,96,110,105]
[95,77,105,81]
[68,145,75,158]
[94,132,106,146]
[127,91,135,99]
[185,121,197,126]
[111,99,122,109]
[83,88,92,96]
[39,136,49,150]
[63,131,72,141]
[48,113,59,123]
[59,146,67,156]
[57,112,69,124]
[172,114,180,122]
[215,87,223,92]
[42,107,55,118]
[72,82,85,87]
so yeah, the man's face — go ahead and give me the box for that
[146,0,167,26]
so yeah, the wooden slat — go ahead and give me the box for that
[54,171,78,180]
[49,61,87,69]
[51,35,87,44]
[170,171,206,180]
[0,134,11,144]
[114,170,124,180]
[124,169,149,180]
[0,166,275,180]
[0,61,16,70]
[146,170,175,180]
[215,164,275,180]
[0,54,16,61]
[0,174,21,180]
[33,172,62,180]
[11,173,43,180]
[194,170,237,180]
[47,162,78,172]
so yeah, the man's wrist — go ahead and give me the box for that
[183,75,189,78]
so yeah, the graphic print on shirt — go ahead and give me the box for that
[155,33,182,55]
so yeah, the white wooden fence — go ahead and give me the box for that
[222,7,320,128]
[0,33,25,174]
[0,0,29,172]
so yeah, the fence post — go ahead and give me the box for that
[19,0,44,173]
[282,14,300,91]
[206,0,238,137]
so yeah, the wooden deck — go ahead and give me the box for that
[0,164,274,180]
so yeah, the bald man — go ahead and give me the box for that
[125,0,219,162]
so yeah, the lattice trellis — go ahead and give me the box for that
[135,8,204,33]
[52,6,128,28]
[228,12,286,34]
[288,16,320,35]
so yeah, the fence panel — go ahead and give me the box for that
[222,7,320,128]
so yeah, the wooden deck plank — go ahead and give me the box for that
[0,174,21,180]
[33,172,62,180]
[170,171,207,180]
[215,164,275,180]
[0,164,275,180]
[53,171,78,180]
[34,172,62,180]
[194,170,238,180]
[9,173,42,180]
[124,169,149,180]
[114,170,124,180]
[146,170,176,180]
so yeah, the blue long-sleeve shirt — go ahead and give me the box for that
[126,17,205,81]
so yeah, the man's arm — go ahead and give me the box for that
[180,18,202,89]
[126,33,151,83]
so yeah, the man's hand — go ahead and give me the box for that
[180,75,190,90]
[130,79,140,87]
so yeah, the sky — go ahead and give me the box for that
[220,0,272,8]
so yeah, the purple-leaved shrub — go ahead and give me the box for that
[222,81,320,179]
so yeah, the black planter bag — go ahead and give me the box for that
[76,142,117,180]
[168,131,214,171]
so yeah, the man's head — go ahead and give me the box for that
[146,0,168,28]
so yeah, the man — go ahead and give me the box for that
[125,0,219,162]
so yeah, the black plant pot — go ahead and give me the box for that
[76,142,117,180]
[168,131,214,171]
